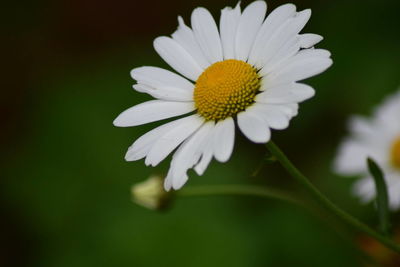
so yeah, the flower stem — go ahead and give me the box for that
[265,141,400,253]
[179,184,301,206]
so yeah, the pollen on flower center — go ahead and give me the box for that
[391,137,400,169]
[193,59,261,121]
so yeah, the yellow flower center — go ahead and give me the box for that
[194,59,260,121]
[391,137,400,169]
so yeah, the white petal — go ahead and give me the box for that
[154,36,203,81]
[235,1,267,61]
[265,51,332,87]
[131,66,193,91]
[301,48,332,58]
[172,16,210,69]
[193,124,221,176]
[375,91,400,130]
[173,173,189,190]
[273,103,299,117]
[272,57,333,85]
[191,8,223,63]
[194,144,213,176]
[250,104,290,130]
[169,122,215,189]
[388,178,400,210]
[348,116,374,137]
[256,9,312,70]
[291,83,315,101]
[132,83,152,93]
[164,168,173,191]
[213,117,235,162]
[256,83,315,104]
[248,4,297,67]
[237,110,271,143]
[124,117,189,161]
[113,100,195,127]
[133,84,193,102]
[334,140,373,175]
[219,3,241,59]
[300,34,323,48]
[260,35,300,74]
[145,115,204,166]
[353,177,375,203]
[261,34,324,74]
[262,49,331,79]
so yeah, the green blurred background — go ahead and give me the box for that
[2,0,400,266]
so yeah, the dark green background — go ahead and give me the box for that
[2,0,400,266]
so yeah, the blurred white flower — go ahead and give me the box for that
[114,1,332,190]
[131,175,171,210]
[334,91,400,210]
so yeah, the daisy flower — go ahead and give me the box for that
[334,91,400,210]
[114,1,332,190]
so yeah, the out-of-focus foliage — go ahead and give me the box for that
[2,0,400,266]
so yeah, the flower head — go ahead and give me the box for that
[114,1,332,190]
[334,91,400,210]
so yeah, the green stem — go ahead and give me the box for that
[367,157,390,235]
[179,184,301,206]
[265,141,400,254]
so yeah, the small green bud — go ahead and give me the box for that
[131,175,172,211]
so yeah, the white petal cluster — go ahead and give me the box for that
[334,91,400,210]
[114,1,332,190]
